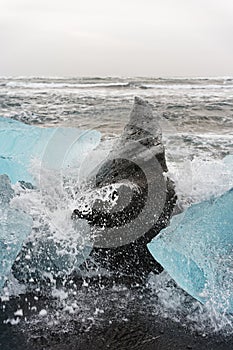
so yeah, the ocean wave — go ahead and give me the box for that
[5,81,233,91]
[2,76,233,91]
[139,83,233,90]
[5,81,132,89]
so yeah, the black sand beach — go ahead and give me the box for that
[1,284,233,350]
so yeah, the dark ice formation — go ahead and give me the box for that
[73,97,176,282]
[9,97,176,287]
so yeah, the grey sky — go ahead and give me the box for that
[1,0,233,77]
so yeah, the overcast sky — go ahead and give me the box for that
[1,0,233,77]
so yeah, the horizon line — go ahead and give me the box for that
[0,75,233,80]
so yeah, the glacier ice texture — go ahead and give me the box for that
[0,117,101,287]
[0,175,33,289]
[0,117,101,184]
[12,218,92,284]
[148,187,233,314]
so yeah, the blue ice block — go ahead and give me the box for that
[0,117,101,184]
[0,175,33,289]
[148,188,233,314]
[0,174,92,287]
[12,218,92,283]
[0,117,101,287]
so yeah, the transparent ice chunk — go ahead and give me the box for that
[0,117,100,287]
[12,218,92,283]
[0,175,33,289]
[0,117,101,184]
[148,188,233,314]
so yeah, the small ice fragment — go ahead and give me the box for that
[14,309,23,317]
[39,309,47,317]
[4,318,21,325]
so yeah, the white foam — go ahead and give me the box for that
[168,155,233,208]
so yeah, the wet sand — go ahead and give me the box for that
[1,283,233,350]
